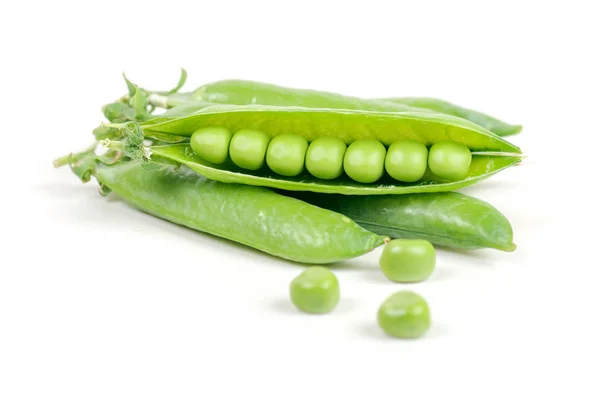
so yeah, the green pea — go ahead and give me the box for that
[305,137,347,180]
[384,140,428,182]
[428,140,472,180]
[190,127,233,164]
[265,134,308,176]
[343,140,386,183]
[290,266,340,314]
[229,129,271,170]
[377,291,431,338]
[379,239,436,282]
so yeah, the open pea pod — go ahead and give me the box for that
[141,105,522,195]
[141,104,521,152]
[150,144,519,195]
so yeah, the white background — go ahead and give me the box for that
[1,1,599,413]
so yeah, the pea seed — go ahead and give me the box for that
[377,291,430,338]
[305,137,347,180]
[190,127,233,164]
[290,266,340,314]
[379,239,436,282]
[229,129,270,170]
[428,140,472,180]
[343,140,386,183]
[385,140,428,182]
[266,134,308,176]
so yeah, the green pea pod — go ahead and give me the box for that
[289,191,516,251]
[141,105,521,195]
[380,97,522,137]
[193,79,432,113]
[192,80,521,136]
[142,105,520,152]
[151,143,518,195]
[96,161,386,264]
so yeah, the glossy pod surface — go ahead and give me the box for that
[189,79,522,136]
[381,97,522,137]
[192,79,432,113]
[150,144,519,196]
[291,191,516,251]
[96,162,386,264]
[143,105,521,195]
[142,105,520,152]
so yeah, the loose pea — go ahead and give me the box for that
[384,140,428,182]
[428,140,472,180]
[377,291,430,338]
[266,134,308,176]
[290,266,340,314]
[379,239,436,282]
[305,137,347,180]
[190,127,233,164]
[343,140,387,183]
[229,129,271,170]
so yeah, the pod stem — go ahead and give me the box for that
[52,143,97,168]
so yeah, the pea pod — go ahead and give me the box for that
[380,97,522,137]
[191,79,432,113]
[289,191,516,251]
[95,161,386,264]
[141,105,520,152]
[140,105,521,195]
[190,79,521,136]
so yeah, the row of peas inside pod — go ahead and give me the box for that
[190,127,473,183]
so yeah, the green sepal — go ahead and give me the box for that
[103,102,137,123]
[122,122,145,160]
[165,68,187,95]
[93,125,122,141]
[123,73,138,98]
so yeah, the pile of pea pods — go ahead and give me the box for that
[54,70,523,338]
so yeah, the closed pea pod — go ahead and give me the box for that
[184,79,522,136]
[289,191,516,251]
[192,79,430,113]
[95,161,387,264]
[380,97,522,137]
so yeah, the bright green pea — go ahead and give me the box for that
[290,266,339,314]
[428,140,472,180]
[379,239,436,283]
[190,127,233,164]
[378,291,431,338]
[266,134,308,176]
[343,140,386,183]
[229,129,271,170]
[305,137,347,180]
[384,140,428,182]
